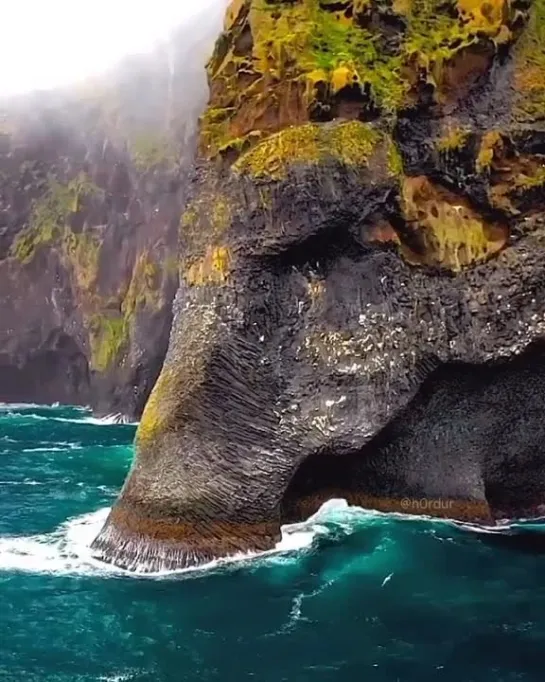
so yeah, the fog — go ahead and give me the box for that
[1,0,228,96]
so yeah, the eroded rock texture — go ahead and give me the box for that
[93,0,545,570]
[0,9,224,417]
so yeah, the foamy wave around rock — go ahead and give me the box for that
[0,500,375,578]
[0,497,525,578]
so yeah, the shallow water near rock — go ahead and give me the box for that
[1,404,544,681]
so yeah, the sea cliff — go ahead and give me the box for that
[86,0,544,569]
[0,10,224,417]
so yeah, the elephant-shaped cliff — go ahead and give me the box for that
[93,0,545,571]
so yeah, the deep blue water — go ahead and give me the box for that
[1,404,545,681]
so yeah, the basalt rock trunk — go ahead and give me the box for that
[93,0,545,570]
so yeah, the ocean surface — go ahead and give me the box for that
[1,403,545,681]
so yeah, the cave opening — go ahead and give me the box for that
[0,331,90,406]
[280,343,545,525]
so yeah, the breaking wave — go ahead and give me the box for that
[0,403,137,426]
[0,497,530,579]
[0,500,347,578]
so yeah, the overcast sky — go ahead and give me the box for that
[1,0,222,96]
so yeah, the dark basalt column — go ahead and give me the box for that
[92,291,301,569]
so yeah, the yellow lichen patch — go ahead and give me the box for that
[249,0,314,78]
[210,196,233,234]
[203,0,409,157]
[328,121,382,166]
[181,203,199,235]
[203,0,529,160]
[516,65,545,117]
[184,246,233,286]
[487,155,545,212]
[476,131,504,173]
[218,130,264,161]
[180,192,234,254]
[392,0,412,15]
[386,137,404,177]
[306,68,328,91]
[457,0,509,34]
[88,314,128,372]
[64,231,101,292]
[331,64,361,93]
[199,107,237,157]
[400,176,508,271]
[10,173,100,265]
[401,0,524,105]
[513,0,545,120]
[437,125,471,153]
[514,164,545,189]
[354,0,372,14]
[225,0,247,30]
[136,367,177,446]
[122,251,163,320]
[233,121,382,180]
[233,124,320,180]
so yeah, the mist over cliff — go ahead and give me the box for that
[0,1,227,417]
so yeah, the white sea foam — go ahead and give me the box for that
[0,402,52,410]
[21,446,74,453]
[0,403,137,426]
[0,508,120,576]
[0,499,354,579]
[0,479,45,486]
[0,497,527,579]
[2,413,49,421]
[53,414,138,426]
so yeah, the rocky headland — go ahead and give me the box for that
[16,0,545,570]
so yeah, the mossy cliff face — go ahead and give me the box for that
[0,7,225,416]
[0,117,182,417]
[201,0,535,156]
[94,0,545,570]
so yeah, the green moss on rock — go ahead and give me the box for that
[202,0,527,159]
[10,173,100,265]
[233,120,382,179]
[514,164,545,189]
[122,252,163,320]
[64,230,102,292]
[89,315,128,372]
[129,132,177,171]
[437,126,471,154]
[386,138,404,177]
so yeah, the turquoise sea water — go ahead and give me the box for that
[1,404,545,681]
